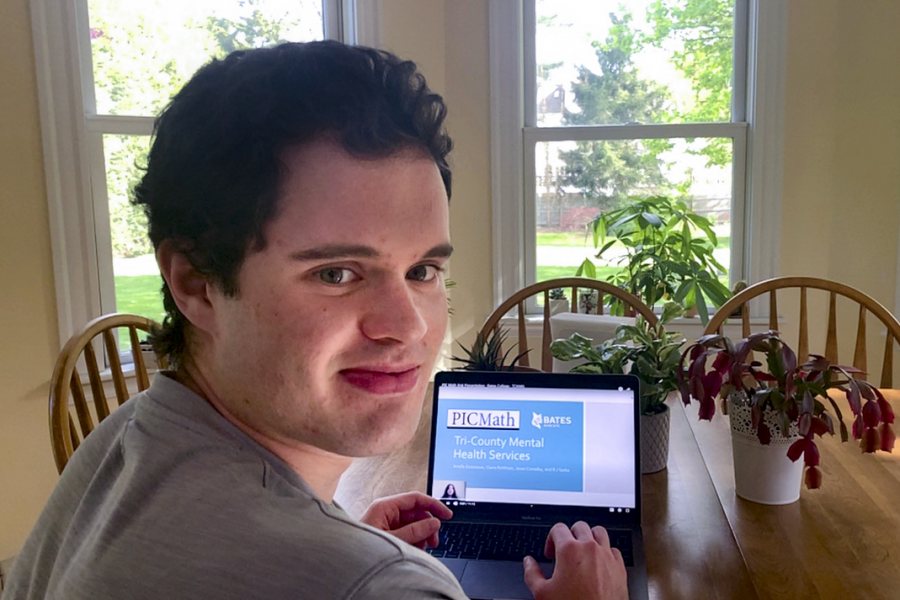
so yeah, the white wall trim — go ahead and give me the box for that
[344,0,381,47]
[30,0,102,342]
[895,212,900,317]
[744,0,787,286]
[489,0,525,308]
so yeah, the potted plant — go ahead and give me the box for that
[548,287,569,315]
[452,328,533,371]
[679,330,896,504]
[576,195,731,324]
[550,302,685,473]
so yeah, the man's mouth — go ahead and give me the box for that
[339,366,420,395]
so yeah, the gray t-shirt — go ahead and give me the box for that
[4,375,467,599]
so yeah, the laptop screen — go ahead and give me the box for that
[427,371,640,521]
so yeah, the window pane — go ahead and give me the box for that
[102,134,165,335]
[88,0,325,116]
[535,0,735,126]
[535,138,732,303]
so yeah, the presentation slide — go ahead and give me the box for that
[430,387,637,507]
[432,398,585,493]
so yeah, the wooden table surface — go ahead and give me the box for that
[683,390,900,600]
[335,386,900,599]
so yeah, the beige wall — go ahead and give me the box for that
[781,0,900,383]
[375,0,492,345]
[0,0,62,559]
[2,0,899,557]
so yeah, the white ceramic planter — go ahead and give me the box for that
[728,399,803,505]
[640,405,670,474]
[549,298,570,316]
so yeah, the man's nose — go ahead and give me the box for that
[360,279,429,344]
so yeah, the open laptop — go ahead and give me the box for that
[426,370,649,600]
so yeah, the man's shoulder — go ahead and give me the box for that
[233,509,465,598]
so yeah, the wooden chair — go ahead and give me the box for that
[479,278,658,372]
[704,277,900,388]
[49,313,163,473]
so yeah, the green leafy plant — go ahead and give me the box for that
[678,330,896,489]
[452,328,530,372]
[576,195,731,323]
[549,287,566,300]
[550,302,686,415]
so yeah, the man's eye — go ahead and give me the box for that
[407,264,441,282]
[318,267,358,285]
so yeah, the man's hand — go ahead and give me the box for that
[360,492,453,549]
[523,521,628,600]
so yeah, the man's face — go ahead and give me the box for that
[203,138,451,458]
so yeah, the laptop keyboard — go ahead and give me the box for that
[426,522,634,567]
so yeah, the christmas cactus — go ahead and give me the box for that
[678,330,895,489]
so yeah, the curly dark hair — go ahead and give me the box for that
[133,41,452,368]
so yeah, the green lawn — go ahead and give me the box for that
[112,275,165,347]
[114,275,166,321]
[536,265,622,281]
[536,231,731,250]
[536,231,593,247]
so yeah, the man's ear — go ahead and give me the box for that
[156,240,218,336]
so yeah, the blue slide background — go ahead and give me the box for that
[433,399,584,491]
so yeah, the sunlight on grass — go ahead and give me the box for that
[114,275,165,347]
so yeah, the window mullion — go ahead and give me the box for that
[733,0,750,122]
[73,0,99,117]
[523,0,537,127]
[84,115,155,136]
[525,122,748,144]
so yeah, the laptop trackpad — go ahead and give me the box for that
[439,558,468,581]
[461,560,552,600]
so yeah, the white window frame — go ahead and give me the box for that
[489,0,786,310]
[30,0,378,344]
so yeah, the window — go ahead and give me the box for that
[489,0,786,310]
[32,0,362,342]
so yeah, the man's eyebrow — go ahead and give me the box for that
[423,243,454,259]
[288,243,453,261]
[289,245,379,261]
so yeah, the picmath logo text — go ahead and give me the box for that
[447,409,521,429]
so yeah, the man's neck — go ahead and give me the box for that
[174,365,352,503]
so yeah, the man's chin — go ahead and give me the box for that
[345,411,425,458]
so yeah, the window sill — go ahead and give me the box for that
[501,313,775,341]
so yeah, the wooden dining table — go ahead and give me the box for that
[335,386,900,599]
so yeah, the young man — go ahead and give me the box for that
[6,41,626,599]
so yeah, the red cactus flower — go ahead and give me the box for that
[712,350,730,374]
[698,397,716,421]
[787,438,811,462]
[880,423,896,452]
[877,396,895,424]
[862,400,881,428]
[803,441,820,467]
[701,371,722,400]
[805,466,822,489]
[852,414,865,440]
[756,421,771,445]
[860,427,881,453]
